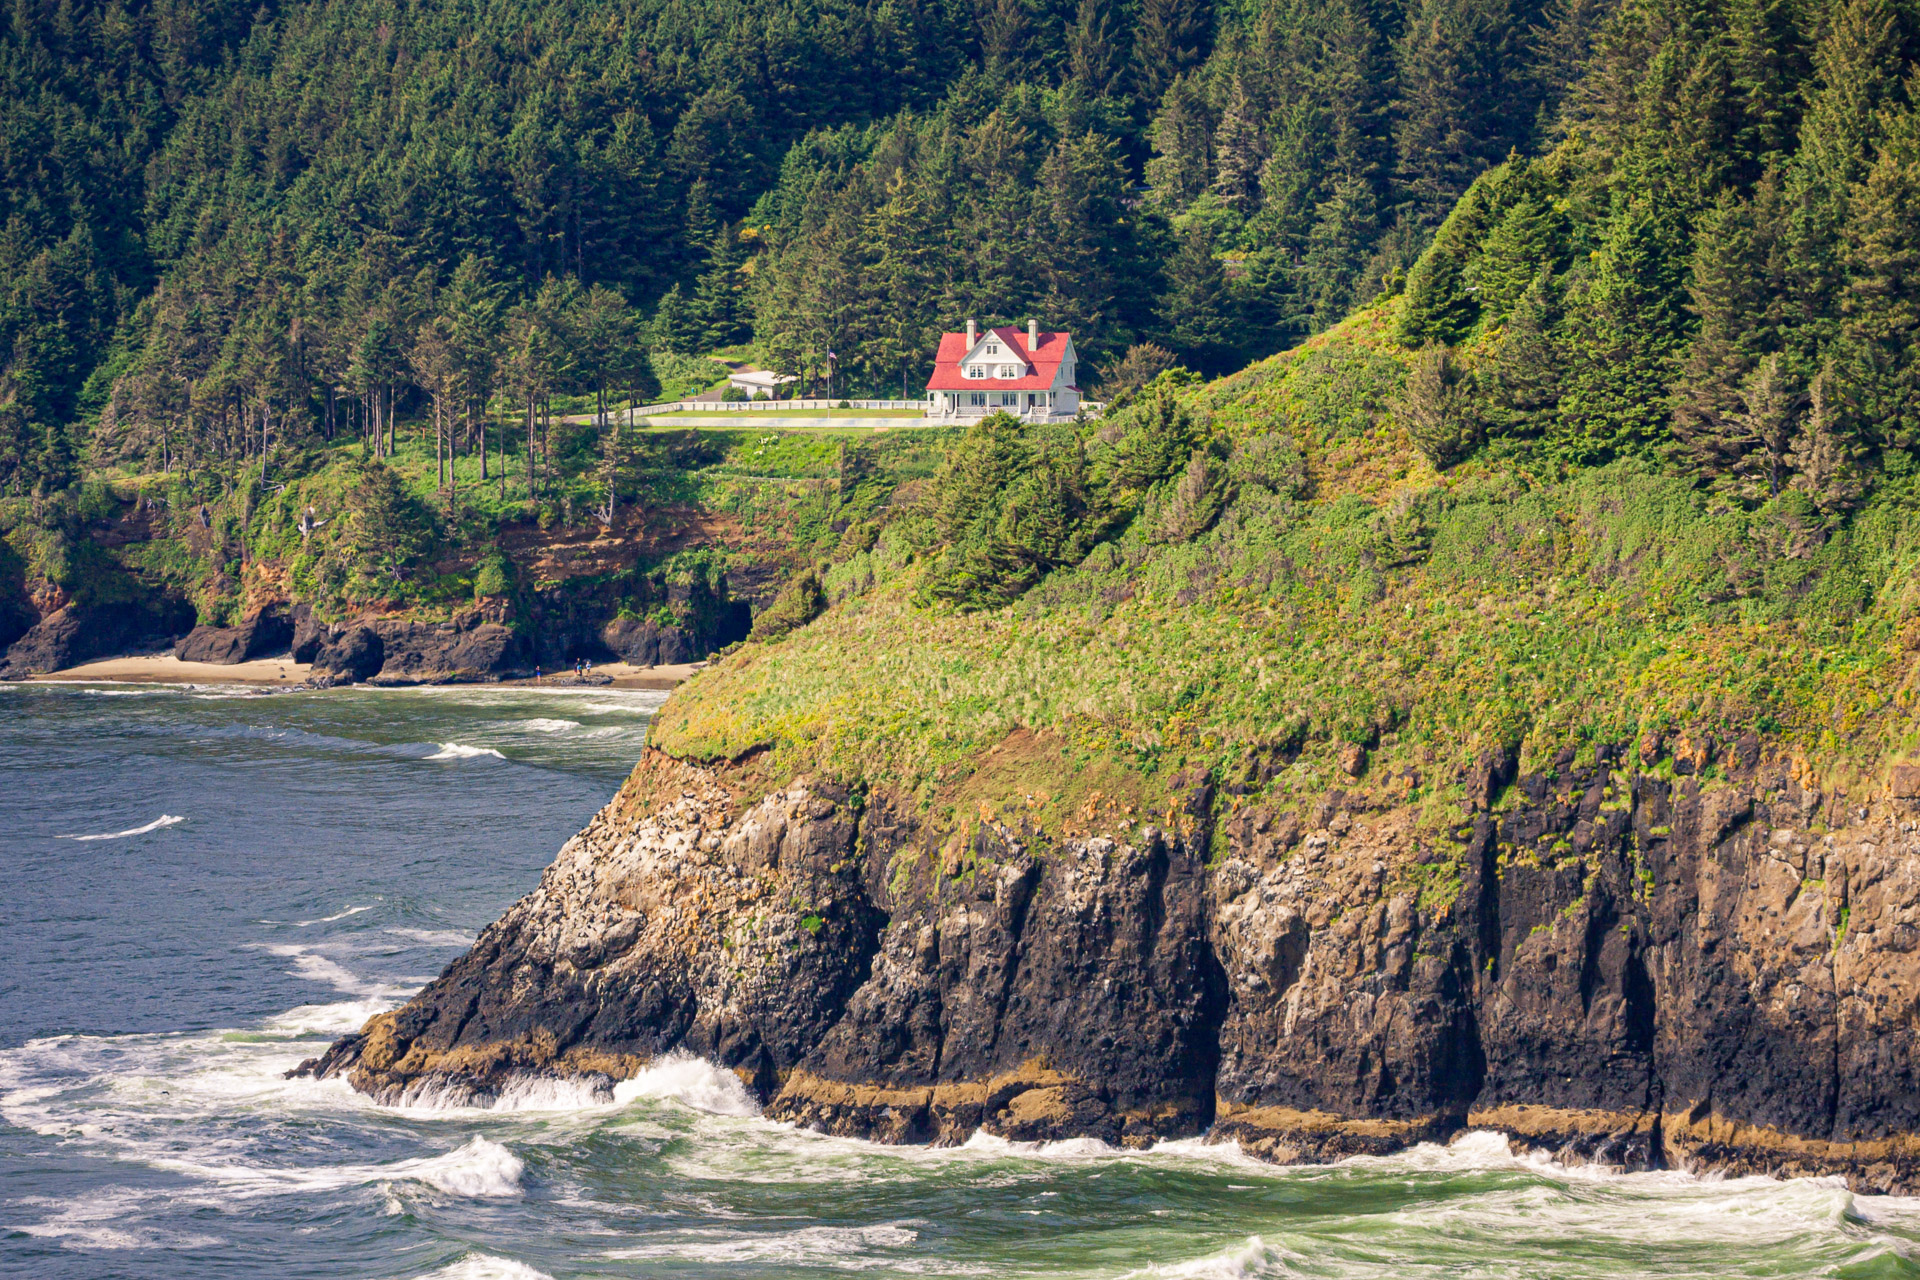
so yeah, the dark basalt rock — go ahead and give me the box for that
[776,806,1224,1146]
[600,617,700,666]
[305,738,1920,1190]
[0,597,194,677]
[366,617,522,684]
[309,625,383,684]
[306,614,524,686]
[518,570,750,668]
[174,607,294,664]
[290,603,328,664]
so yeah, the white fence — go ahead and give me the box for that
[620,398,1108,421]
[624,398,927,415]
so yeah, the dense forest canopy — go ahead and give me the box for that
[0,0,1604,493]
[1393,0,1920,513]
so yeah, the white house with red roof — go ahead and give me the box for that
[926,319,1081,420]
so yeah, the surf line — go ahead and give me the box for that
[61,815,186,841]
[425,743,505,761]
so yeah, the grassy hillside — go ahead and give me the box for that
[653,303,1920,881]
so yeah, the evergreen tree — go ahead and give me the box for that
[1133,0,1212,106]
[1211,79,1267,213]
[1465,185,1570,323]
[693,227,753,351]
[978,0,1032,78]
[587,111,671,296]
[869,170,943,398]
[1555,196,1691,462]
[1840,97,1920,452]
[652,284,704,354]
[1394,0,1531,226]
[1728,351,1802,497]
[1397,343,1482,468]
[1159,222,1239,374]
[1478,269,1566,437]
[1789,364,1870,511]
[1041,131,1143,357]
[1068,0,1127,94]
[1299,175,1381,330]
[1144,75,1214,209]
[1670,192,1776,484]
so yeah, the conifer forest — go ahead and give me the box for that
[2,0,1919,531]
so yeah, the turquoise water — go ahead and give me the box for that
[2,681,1917,1279]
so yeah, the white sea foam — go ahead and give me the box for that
[604,1221,921,1266]
[8,1187,225,1252]
[612,1050,761,1117]
[387,927,474,947]
[382,1051,759,1118]
[426,742,505,760]
[573,693,672,716]
[262,996,397,1036]
[295,902,376,926]
[1118,1236,1296,1279]
[520,717,580,732]
[956,1131,1125,1160]
[159,1134,525,1199]
[407,1254,555,1280]
[61,813,185,840]
[391,1074,615,1113]
[261,943,393,998]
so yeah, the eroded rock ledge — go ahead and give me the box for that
[301,744,1920,1192]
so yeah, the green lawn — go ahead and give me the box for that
[641,408,927,420]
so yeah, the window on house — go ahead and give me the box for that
[969,392,986,406]
[966,365,985,379]
[985,343,999,355]
[1001,365,1017,378]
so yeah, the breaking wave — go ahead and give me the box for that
[425,742,505,760]
[409,1255,555,1280]
[61,814,185,840]
[386,1051,760,1118]
[162,1135,525,1200]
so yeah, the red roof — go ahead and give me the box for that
[926,327,1075,392]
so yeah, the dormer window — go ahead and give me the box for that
[1000,365,1018,378]
[986,343,1000,355]
[966,364,986,379]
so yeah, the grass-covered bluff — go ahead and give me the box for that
[653,302,1920,906]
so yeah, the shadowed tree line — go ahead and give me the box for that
[0,0,1606,494]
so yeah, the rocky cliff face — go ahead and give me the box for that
[0,596,196,676]
[305,741,1920,1192]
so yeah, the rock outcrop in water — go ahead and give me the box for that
[306,741,1920,1192]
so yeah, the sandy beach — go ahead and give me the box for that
[29,654,312,685]
[26,655,699,690]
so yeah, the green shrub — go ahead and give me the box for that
[1096,385,1209,503]
[473,548,513,599]
[750,568,827,641]
[921,415,1106,609]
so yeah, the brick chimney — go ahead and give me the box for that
[966,318,977,346]
[1028,318,1039,351]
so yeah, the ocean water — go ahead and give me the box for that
[2,682,1918,1280]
